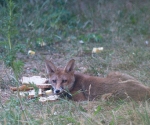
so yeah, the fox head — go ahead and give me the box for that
[45,59,75,94]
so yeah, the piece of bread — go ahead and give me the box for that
[10,85,34,91]
[39,95,59,102]
[19,89,43,98]
[21,76,51,89]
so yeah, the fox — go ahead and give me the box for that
[45,59,150,101]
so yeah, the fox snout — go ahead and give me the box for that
[53,87,63,94]
[50,81,64,94]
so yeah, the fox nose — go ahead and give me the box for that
[55,90,60,94]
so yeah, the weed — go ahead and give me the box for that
[0,0,23,68]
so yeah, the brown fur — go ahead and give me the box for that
[45,59,150,101]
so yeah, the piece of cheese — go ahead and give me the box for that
[45,90,53,95]
[28,50,35,55]
[92,47,103,53]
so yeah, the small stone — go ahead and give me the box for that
[79,40,84,44]
[145,41,149,45]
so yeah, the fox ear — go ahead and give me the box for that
[64,59,75,72]
[45,60,57,75]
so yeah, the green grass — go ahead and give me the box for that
[1,0,150,124]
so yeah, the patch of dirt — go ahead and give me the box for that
[0,89,12,104]
[0,42,90,103]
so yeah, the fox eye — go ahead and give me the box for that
[62,80,67,83]
[52,80,57,83]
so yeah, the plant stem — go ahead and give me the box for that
[8,0,12,50]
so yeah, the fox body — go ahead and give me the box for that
[45,59,150,101]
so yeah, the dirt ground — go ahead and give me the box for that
[1,41,150,104]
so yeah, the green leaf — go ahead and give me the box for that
[94,105,102,115]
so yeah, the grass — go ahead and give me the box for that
[1,97,150,125]
[0,0,150,124]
